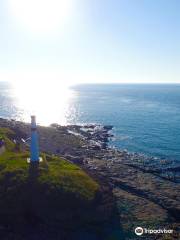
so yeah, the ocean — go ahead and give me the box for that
[1,82,180,163]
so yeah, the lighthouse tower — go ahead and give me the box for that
[30,115,39,162]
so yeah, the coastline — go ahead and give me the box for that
[0,118,180,239]
[1,117,178,182]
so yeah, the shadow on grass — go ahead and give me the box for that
[28,162,40,183]
[25,162,41,227]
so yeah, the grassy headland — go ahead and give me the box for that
[0,127,115,240]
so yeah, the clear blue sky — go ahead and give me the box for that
[0,0,180,84]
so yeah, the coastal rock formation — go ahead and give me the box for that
[0,118,179,239]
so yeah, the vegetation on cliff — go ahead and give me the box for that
[0,127,110,239]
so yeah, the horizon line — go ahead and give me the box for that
[1,81,180,85]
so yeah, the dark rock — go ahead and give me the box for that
[103,125,113,130]
[65,155,84,164]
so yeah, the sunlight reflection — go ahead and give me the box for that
[11,82,76,125]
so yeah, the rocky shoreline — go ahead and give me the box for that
[50,121,180,184]
[0,118,179,239]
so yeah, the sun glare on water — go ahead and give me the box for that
[8,0,74,35]
[11,81,76,126]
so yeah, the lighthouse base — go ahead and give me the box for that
[27,157,43,163]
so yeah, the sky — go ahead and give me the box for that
[0,0,180,85]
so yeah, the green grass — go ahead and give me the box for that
[39,154,99,200]
[0,127,105,238]
[0,126,100,232]
[0,127,99,201]
[0,152,99,200]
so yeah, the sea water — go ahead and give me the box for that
[1,82,180,162]
[68,84,180,162]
